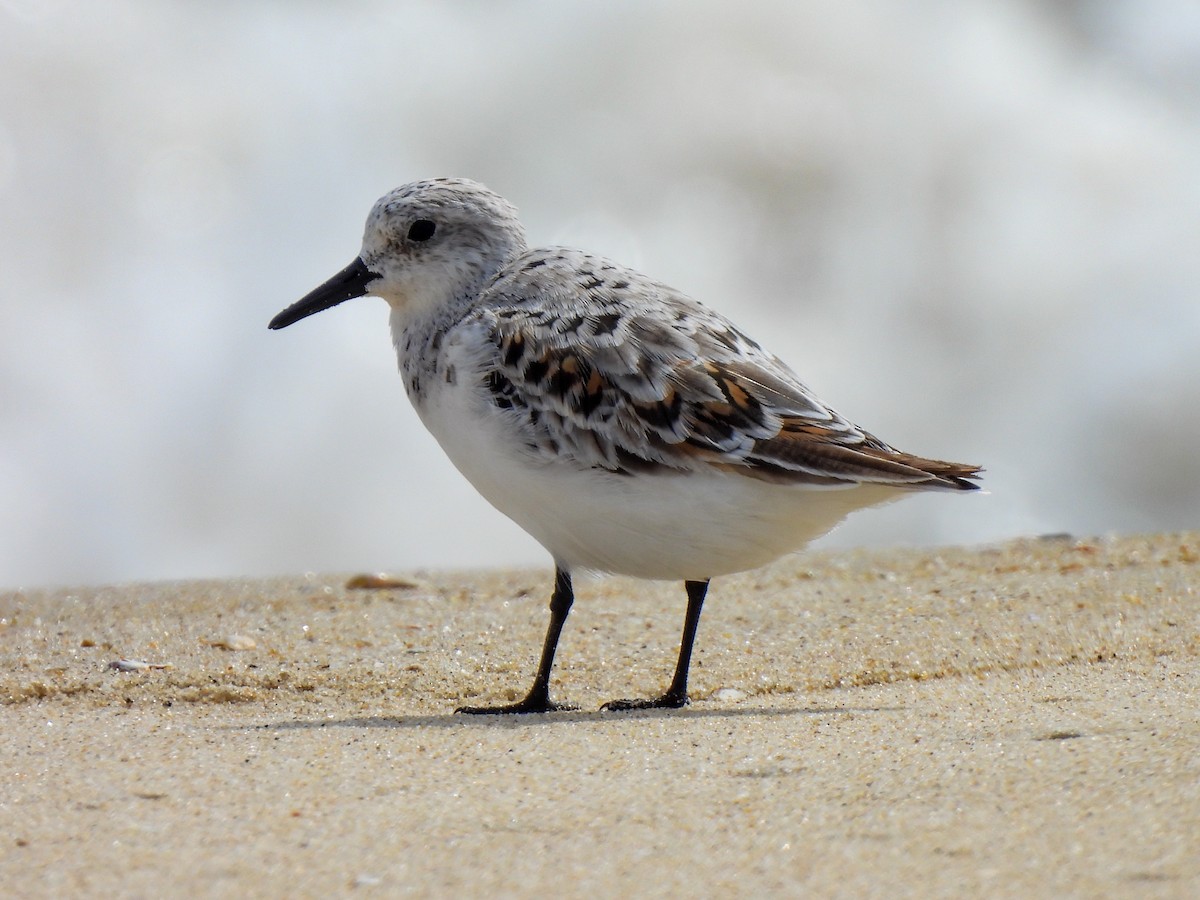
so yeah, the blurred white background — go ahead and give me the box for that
[2,1,1198,589]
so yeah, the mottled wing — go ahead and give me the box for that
[474,248,981,490]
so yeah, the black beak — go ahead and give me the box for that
[269,257,380,330]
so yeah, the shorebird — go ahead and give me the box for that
[270,178,981,713]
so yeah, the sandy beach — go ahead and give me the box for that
[2,532,1198,897]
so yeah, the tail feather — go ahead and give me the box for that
[862,448,983,491]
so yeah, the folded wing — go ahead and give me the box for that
[475,249,982,491]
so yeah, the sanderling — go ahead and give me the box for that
[270,178,981,714]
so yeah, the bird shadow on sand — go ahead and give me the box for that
[257,703,905,732]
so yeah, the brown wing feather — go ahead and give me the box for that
[683,362,983,491]
[476,261,981,490]
[745,419,983,489]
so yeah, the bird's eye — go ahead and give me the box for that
[407,219,437,242]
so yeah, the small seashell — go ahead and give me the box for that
[108,658,171,672]
[109,658,150,672]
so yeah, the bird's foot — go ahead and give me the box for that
[600,689,689,712]
[456,694,577,715]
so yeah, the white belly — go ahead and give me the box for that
[413,367,901,580]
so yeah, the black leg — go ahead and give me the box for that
[602,579,710,712]
[457,567,578,714]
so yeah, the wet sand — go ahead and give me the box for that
[3,533,1198,897]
